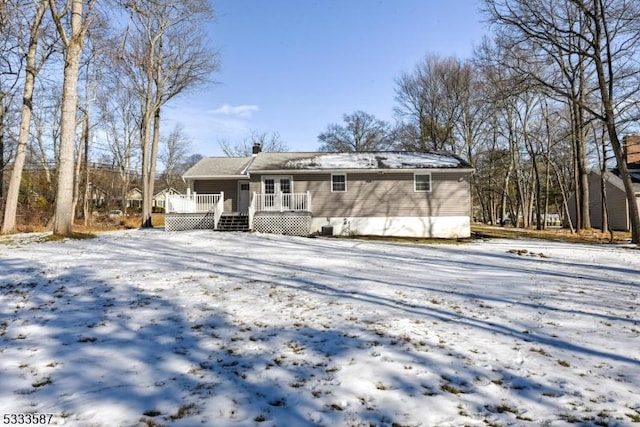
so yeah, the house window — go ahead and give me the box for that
[240,183,249,191]
[264,179,275,194]
[331,174,347,192]
[414,173,431,192]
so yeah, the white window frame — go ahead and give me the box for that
[331,174,347,192]
[261,176,293,194]
[414,173,432,192]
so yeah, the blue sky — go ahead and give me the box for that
[165,0,489,157]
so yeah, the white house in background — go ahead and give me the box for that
[126,187,143,209]
[166,147,474,238]
[152,187,180,210]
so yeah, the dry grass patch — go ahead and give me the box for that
[472,224,631,244]
[45,232,96,241]
[4,213,166,239]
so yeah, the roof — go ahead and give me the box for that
[592,168,640,193]
[610,168,640,193]
[184,151,472,179]
[153,187,180,198]
[277,151,469,170]
[182,156,254,179]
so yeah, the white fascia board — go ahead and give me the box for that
[182,175,249,180]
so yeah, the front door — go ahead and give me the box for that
[263,176,292,210]
[238,182,250,213]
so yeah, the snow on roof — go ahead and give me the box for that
[282,152,465,170]
[182,151,470,179]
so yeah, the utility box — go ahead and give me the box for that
[321,225,333,236]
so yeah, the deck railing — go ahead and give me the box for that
[213,193,224,229]
[166,192,223,214]
[251,191,312,213]
[248,193,256,230]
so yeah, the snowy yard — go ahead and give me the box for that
[0,230,639,426]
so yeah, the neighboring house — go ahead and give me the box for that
[126,187,143,209]
[153,187,180,209]
[568,134,640,231]
[583,169,640,231]
[166,146,474,238]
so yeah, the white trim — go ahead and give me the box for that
[183,175,249,180]
[311,216,470,238]
[331,173,347,192]
[414,172,432,192]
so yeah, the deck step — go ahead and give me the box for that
[216,214,250,232]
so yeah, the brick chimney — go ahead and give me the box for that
[252,142,262,155]
[623,134,640,168]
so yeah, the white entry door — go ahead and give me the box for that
[263,176,292,210]
[238,182,250,213]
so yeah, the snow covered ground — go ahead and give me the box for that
[0,229,639,426]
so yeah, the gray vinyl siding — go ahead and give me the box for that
[251,172,470,218]
[604,177,629,231]
[587,172,630,231]
[193,179,240,212]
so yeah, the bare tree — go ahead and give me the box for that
[480,9,594,230]
[29,91,59,187]
[589,0,640,243]
[48,0,97,236]
[394,54,469,153]
[119,0,219,228]
[317,111,391,152]
[482,0,640,241]
[0,0,23,219]
[2,0,55,234]
[219,130,288,156]
[72,14,112,225]
[472,39,571,228]
[97,59,140,215]
[472,41,525,226]
[159,123,190,189]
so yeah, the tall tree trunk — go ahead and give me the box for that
[0,96,5,214]
[597,125,609,234]
[569,101,582,232]
[139,32,156,228]
[600,171,608,234]
[501,163,511,225]
[142,33,164,228]
[144,108,161,224]
[51,0,87,236]
[542,102,553,229]
[576,102,590,230]
[140,103,154,227]
[71,113,86,219]
[83,120,91,226]
[2,0,48,234]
